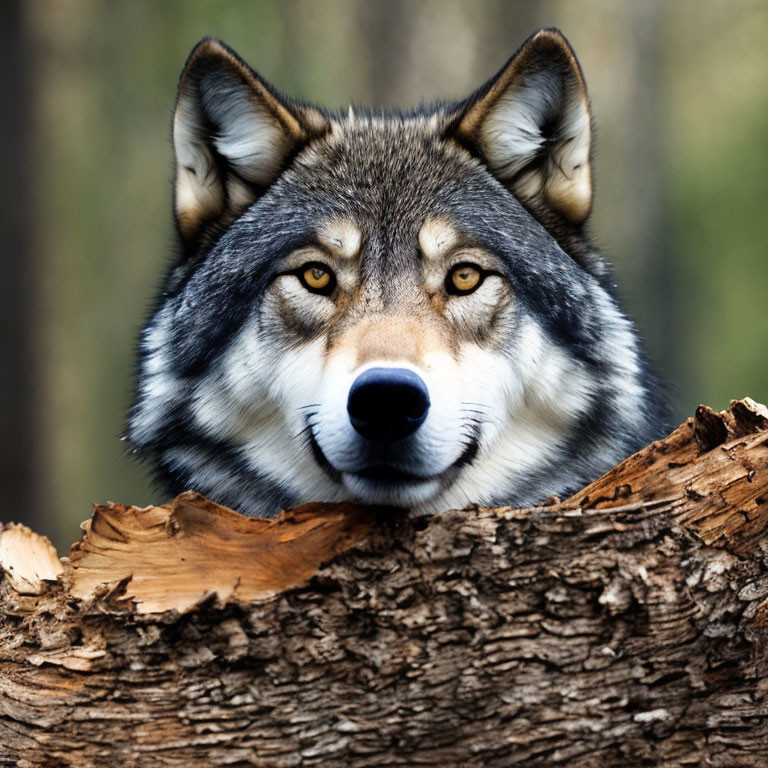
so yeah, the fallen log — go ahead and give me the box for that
[2,399,768,767]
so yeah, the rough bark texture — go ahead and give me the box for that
[2,399,768,768]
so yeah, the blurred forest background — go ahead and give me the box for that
[2,0,767,551]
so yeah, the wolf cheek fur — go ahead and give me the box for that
[128,28,669,517]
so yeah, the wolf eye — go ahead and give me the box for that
[298,263,336,295]
[447,264,483,295]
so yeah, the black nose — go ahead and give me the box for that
[347,367,430,442]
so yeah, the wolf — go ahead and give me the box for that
[128,28,669,517]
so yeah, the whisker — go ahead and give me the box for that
[292,410,319,442]
[292,423,316,442]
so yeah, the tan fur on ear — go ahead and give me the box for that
[173,38,329,245]
[456,29,592,224]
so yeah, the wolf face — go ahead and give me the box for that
[129,29,669,516]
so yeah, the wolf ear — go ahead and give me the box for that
[173,38,328,248]
[453,29,592,224]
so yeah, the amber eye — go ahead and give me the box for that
[298,263,336,295]
[447,264,483,295]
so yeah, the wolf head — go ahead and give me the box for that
[129,29,668,516]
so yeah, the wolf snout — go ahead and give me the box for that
[347,367,430,443]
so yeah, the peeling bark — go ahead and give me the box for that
[2,399,768,767]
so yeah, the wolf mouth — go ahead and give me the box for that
[306,422,480,499]
[355,465,434,484]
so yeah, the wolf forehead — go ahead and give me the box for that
[258,115,528,254]
[309,211,464,274]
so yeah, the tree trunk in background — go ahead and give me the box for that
[356,0,544,109]
[623,0,675,387]
[356,0,415,107]
[481,0,543,55]
[0,2,42,533]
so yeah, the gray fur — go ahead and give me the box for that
[128,30,669,517]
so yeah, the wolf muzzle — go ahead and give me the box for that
[347,367,430,443]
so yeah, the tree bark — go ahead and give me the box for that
[2,399,768,767]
